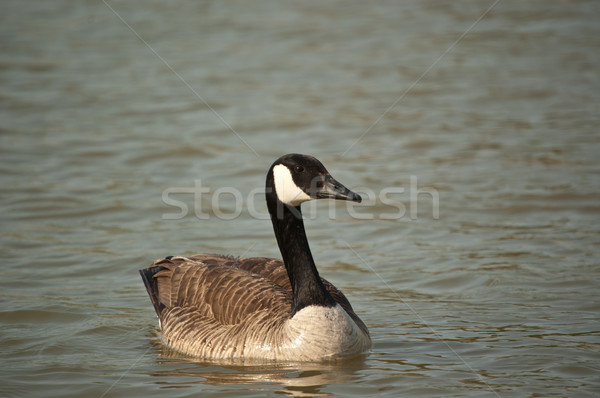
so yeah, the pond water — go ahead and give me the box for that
[1,1,599,397]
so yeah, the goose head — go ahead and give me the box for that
[267,153,362,207]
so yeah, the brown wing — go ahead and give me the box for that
[190,254,369,337]
[141,253,368,338]
[142,255,291,327]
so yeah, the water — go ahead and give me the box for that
[1,1,599,397]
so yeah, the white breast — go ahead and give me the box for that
[276,304,371,361]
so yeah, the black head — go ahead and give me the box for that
[267,153,362,206]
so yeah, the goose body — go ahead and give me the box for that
[140,154,371,361]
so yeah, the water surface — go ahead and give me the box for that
[1,1,599,397]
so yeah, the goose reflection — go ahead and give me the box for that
[147,343,368,397]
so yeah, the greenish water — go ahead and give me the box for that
[1,1,599,397]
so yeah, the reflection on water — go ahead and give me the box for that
[1,0,600,397]
[152,347,368,397]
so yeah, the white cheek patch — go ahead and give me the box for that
[273,164,312,206]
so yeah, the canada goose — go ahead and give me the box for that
[140,153,371,361]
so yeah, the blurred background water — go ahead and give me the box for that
[1,1,599,397]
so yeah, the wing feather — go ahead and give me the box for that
[146,255,291,326]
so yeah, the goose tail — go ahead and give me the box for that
[139,264,166,318]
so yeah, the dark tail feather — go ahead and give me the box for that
[139,266,166,317]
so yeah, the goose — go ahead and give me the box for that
[139,153,371,361]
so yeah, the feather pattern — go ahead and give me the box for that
[141,254,370,360]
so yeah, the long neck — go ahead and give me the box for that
[266,196,337,316]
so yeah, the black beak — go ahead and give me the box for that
[312,174,362,203]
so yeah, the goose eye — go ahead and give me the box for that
[294,165,304,173]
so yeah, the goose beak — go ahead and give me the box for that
[313,175,362,203]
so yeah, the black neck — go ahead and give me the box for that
[266,195,337,316]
